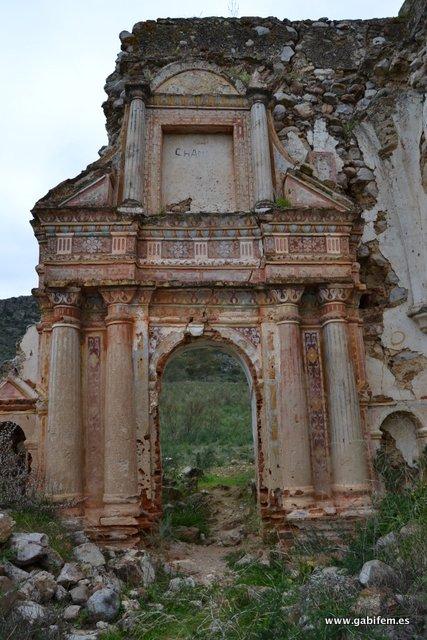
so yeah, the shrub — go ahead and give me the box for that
[161,491,211,539]
[339,447,427,583]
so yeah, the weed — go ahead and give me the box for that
[275,196,291,209]
[338,448,427,587]
[342,117,359,141]
[74,607,92,628]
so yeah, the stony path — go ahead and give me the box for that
[160,478,262,584]
[163,540,231,584]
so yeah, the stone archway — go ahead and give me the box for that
[148,328,264,520]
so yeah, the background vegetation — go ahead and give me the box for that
[160,347,254,470]
[0,295,39,367]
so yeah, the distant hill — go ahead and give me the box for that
[0,296,40,367]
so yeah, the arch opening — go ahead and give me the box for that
[0,421,31,506]
[379,411,421,468]
[157,338,260,542]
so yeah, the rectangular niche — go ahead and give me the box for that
[161,132,236,213]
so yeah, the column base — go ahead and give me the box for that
[261,488,373,541]
[332,482,371,494]
[102,497,140,518]
[50,492,83,502]
[103,493,139,503]
[82,501,142,546]
[49,493,84,517]
[87,524,141,547]
[282,486,315,510]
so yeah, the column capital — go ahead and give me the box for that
[246,86,271,105]
[47,287,81,308]
[34,291,54,331]
[318,284,353,305]
[100,287,137,325]
[133,286,154,306]
[47,288,81,324]
[318,285,353,324]
[269,285,305,305]
[125,81,151,102]
[267,286,304,323]
[100,287,137,306]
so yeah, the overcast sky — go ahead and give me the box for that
[0,0,403,298]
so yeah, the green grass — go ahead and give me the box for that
[160,381,251,459]
[170,503,210,536]
[338,470,427,575]
[160,492,211,540]
[10,508,73,561]
[199,469,254,489]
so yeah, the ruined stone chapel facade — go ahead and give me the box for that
[1,5,426,542]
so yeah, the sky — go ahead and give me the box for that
[0,0,403,298]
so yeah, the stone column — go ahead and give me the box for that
[121,82,150,209]
[100,288,139,519]
[248,88,274,208]
[271,287,313,501]
[46,289,83,501]
[318,285,369,494]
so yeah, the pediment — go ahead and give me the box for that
[59,175,113,208]
[0,377,38,402]
[283,170,353,212]
[156,70,239,96]
[152,62,244,97]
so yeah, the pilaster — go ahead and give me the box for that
[100,287,139,525]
